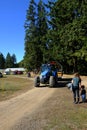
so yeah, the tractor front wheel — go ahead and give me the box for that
[49,76,55,87]
[34,76,40,87]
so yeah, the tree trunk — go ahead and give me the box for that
[73,57,78,73]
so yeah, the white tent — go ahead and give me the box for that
[5,68,25,72]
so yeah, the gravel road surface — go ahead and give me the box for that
[0,85,55,130]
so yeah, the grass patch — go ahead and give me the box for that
[41,87,87,130]
[0,82,21,91]
[0,75,33,101]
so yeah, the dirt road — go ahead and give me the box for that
[0,84,55,130]
[0,75,87,130]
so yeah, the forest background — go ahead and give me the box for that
[0,0,87,75]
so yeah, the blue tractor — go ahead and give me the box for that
[34,62,59,87]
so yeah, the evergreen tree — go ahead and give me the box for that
[19,59,25,67]
[11,54,17,67]
[24,0,37,70]
[24,0,48,70]
[23,0,87,74]
[47,0,87,73]
[5,53,13,68]
[0,52,5,69]
[45,0,62,62]
[36,0,48,63]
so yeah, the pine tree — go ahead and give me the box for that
[24,0,37,70]
[23,0,87,73]
[5,53,13,68]
[24,0,48,70]
[47,0,87,72]
[0,52,5,69]
[11,54,17,67]
[36,0,48,63]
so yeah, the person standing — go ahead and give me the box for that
[72,72,81,104]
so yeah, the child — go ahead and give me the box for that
[80,85,86,103]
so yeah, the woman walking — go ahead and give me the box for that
[72,72,81,104]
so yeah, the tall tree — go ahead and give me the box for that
[0,52,5,69]
[47,0,87,72]
[24,0,37,70]
[24,0,48,70]
[11,54,17,67]
[5,53,13,68]
[36,0,48,63]
[23,0,87,74]
[45,0,62,62]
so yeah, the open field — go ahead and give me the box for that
[0,75,33,101]
[0,74,87,130]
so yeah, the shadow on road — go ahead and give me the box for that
[54,77,72,88]
[35,77,72,88]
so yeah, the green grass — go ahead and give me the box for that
[0,75,33,101]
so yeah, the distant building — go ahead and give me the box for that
[4,68,26,75]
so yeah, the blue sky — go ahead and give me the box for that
[0,0,47,63]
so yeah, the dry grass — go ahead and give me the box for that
[0,74,87,130]
[41,75,87,130]
[0,75,33,101]
[43,89,87,130]
[20,74,87,130]
[31,86,87,130]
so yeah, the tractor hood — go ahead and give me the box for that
[40,70,49,77]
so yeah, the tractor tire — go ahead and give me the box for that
[49,76,55,87]
[34,76,40,87]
